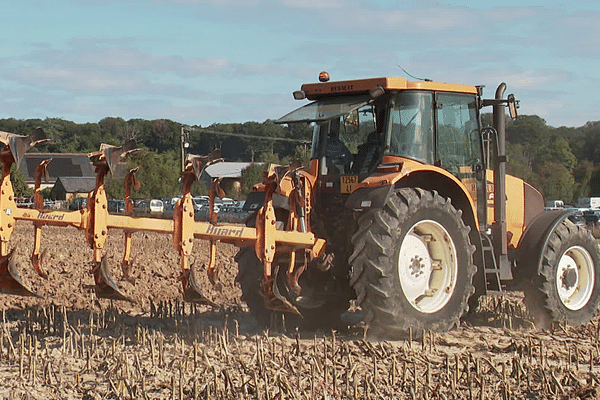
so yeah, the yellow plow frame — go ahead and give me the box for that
[0,129,325,312]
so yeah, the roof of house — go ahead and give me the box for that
[53,177,97,193]
[19,153,95,183]
[203,162,255,179]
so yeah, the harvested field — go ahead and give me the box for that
[1,222,600,399]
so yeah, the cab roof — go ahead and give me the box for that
[300,77,478,100]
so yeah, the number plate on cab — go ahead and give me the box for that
[340,175,359,194]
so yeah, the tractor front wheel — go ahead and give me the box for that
[523,218,600,329]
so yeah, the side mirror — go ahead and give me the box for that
[293,90,306,100]
[507,94,518,119]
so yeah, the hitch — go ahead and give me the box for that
[253,161,324,315]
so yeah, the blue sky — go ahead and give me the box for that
[1,0,599,128]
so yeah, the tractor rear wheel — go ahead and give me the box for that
[349,188,476,338]
[234,247,271,327]
[523,218,600,329]
[234,247,350,330]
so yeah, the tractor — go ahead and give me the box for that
[0,73,597,339]
[235,73,600,336]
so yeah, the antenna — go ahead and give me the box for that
[398,65,432,82]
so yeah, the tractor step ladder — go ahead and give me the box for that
[480,233,503,295]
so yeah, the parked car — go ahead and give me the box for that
[133,199,164,215]
[107,199,125,214]
[149,199,164,214]
[68,197,87,210]
[162,197,181,207]
[15,197,34,208]
[133,199,149,213]
[192,196,209,211]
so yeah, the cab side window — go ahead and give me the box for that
[388,92,434,164]
[435,93,481,180]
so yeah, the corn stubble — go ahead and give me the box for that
[0,295,599,399]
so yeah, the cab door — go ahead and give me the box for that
[435,92,486,222]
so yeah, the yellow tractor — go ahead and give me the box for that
[0,73,597,338]
[236,73,600,336]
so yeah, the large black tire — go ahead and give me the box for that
[523,219,600,329]
[234,247,350,330]
[349,188,476,338]
[234,247,271,327]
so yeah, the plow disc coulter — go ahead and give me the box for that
[0,129,324,312]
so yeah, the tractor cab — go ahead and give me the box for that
[278,75,484,180]
[276,75,488,228]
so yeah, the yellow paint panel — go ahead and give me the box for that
[406,80,478,94]
[301,77,478,99]
[485,170,526,248]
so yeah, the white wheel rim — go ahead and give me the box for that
[397,220,458,313]
[555,245,595,311]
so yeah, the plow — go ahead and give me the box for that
[0,128,324,314]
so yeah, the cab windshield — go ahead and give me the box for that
[310,104,380,176]
[277,96,380,176]
[276,95,371,124]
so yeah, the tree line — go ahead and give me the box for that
[504,115,600,203]
[0,115,597,203]
[0,117,311,200]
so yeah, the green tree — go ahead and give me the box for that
[239,152,285,197]
[506,142,538,186]
[40,187,53,199]
[105,150,181,199]
[129,150,181,199]
[572,162,598,201]
[537,163,575,202]
[240,163,266,197]
[10,163,33,197]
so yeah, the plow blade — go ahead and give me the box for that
[0,251,40,297]
[93,256,135,303]
[263,267,301,315]
[31,251,49,279]
[181,266,217,306]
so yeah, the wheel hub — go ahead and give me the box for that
[410,256,425,277]
[397,220,458,314]
[555,246,595,311]
[561,267,577,290]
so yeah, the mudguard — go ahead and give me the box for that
[514,209,573,277]
[344,184,394,211]
[243,191,266,212]
[243,191,290,212]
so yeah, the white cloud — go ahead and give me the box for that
[4,1,600,127]
[494,70,568,90]
[278,0,345,9]
[12,67,141,92]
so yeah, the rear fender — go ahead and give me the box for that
[345,171,478,230]
[344,184,394,211]
[514,209,573,278]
